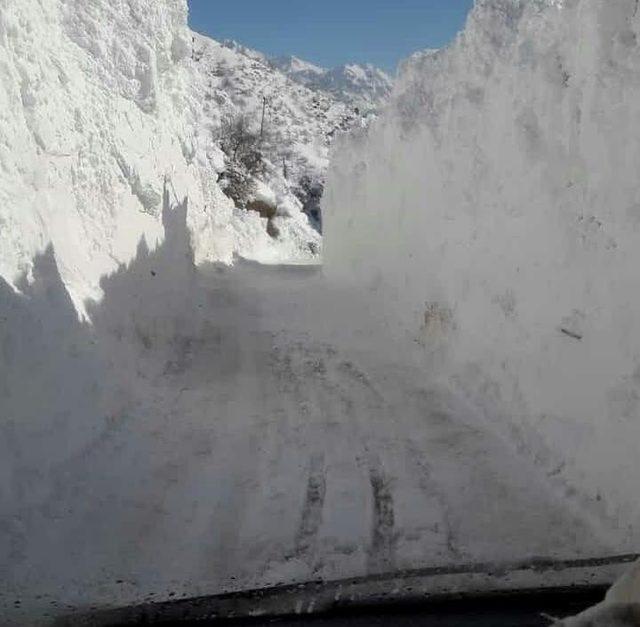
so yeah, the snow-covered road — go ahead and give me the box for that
[1,258,613,625]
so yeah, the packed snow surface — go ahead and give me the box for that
[0,199,613,623]
[325,0,640,546]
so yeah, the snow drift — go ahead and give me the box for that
[324,0,640,544]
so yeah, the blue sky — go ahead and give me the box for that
[187,0,475,73]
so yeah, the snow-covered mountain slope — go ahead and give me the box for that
[270,54,326,80]
[190,34,390,232]
[271,56,393,111]
[0,0,319,312]
[325,0,640,543]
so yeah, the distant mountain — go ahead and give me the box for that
[271,55,393,111]
[270,55,325,79]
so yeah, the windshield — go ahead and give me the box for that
[1,1,638,625]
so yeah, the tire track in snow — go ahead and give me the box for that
[321,355,400,573]
[331,359,400,572]
[294,453,327,561]
[367,460,396,573]
[245,338,335,583]
[286,342,372,580]
[404,440,461,560]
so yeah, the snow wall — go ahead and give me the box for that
[0,0,316,313]
[324,0,640,544]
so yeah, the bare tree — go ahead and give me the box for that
[217,114,266,208]
[218,115,265,175]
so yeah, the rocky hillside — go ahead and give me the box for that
[191,34,392,233]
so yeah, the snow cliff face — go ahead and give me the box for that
[0,0,206,308]
[324,0,640,542]
[0,0,319,312]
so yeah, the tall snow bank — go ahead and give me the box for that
[324,0,640,544]
[0,0,318,311]
[0,184,213,621]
